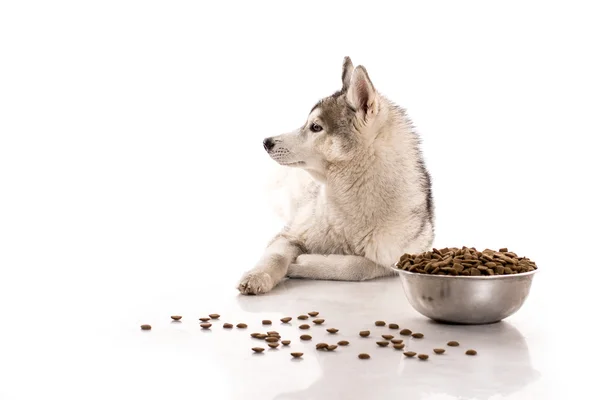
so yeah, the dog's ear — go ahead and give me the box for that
[347,66,378,117]
[341,56,354,92]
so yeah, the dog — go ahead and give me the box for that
[238,57,434,295]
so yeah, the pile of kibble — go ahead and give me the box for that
[140,313,478,360]
[396,247,537,276]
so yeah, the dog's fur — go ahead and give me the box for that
[238,57,434,295]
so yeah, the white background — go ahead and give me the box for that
[1,1,599,399]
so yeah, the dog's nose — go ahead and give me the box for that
[263,137,275,152]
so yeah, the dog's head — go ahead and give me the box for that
[263,57,382,180]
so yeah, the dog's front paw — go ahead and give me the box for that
[237,271,274,295]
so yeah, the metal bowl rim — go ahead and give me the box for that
[396,268,538,280]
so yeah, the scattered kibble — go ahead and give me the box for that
[376,341,390,347]
[280,317,292,323]
[236,323,248,329]
[171,315,182,321]
[262,320,272,325]
[375,321,386,327]
[251,333,261,338]
[327,345,338,351]
[256,334,267,339]
[281,340,291,346]
[252,347,265,353]
[447,341,460,347]
[209,314,220,319]
[418,354,429,360]
[393,343,405,350]
[400,329,412,336]
[382,334,394,340]
[223,323,233,329]
[433,348,446,354]
[316,343,329,350]
[308,311,319,317]
[298,315,309,320]
[338,340,349,346]
[313,319,325,325]
[411,333,424,339]
[291,352,303,358]
[300,335,312,341]
[388,323,399,329]
[326,328,339,334]
[466,349,478,356]
[358,353,370,359]
[299,324,310,330]
[403,351,417,358]
[391,339,404,345]
[359,330,370,337]
[267,331,279,336]
[268,343,280,349]
[140,324,151,330]
[265,337,279,343]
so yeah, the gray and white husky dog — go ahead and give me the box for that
[238,57,434,295]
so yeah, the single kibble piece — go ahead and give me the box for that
[140,324,151,330]
[391,339,404,345]
[327,345,338,351]
[403,351,417,358]
[299,324,310,330]
[268,343,280,349]
[199,317,210,322]
[338,340,350,346]
[280,317,292,323]
[171,315,182,321]
[209,314,220,319]
[359,330,370,337]
[262,320,272,325]
[298,315,309,320]
[393,343,405,350]
[300,334,312,340]
[236,323,248,329]
[265,337,279,343]
[382,334,394,340]
[281,340,291,346]
[200,323,212,329]
[308,311,319,317]
[223,323,233,329]
[499,248,508,252]
[376,341,390,347]
[418,354,429,360]
[252,347,265,353]
[388,323,400,329]
[447,341,460,347]
[358,353,370,360]
[256,334,267,339]
[313,318,325,325]
[400,329,412,336]
[251,333,261,338]
[433,348,446,354]
[291,352,303,358]
[466,349,478,356]
[326,328,339,334]
[267,330,279,335]
[316,343,329,350]
[411,333,424,339]
[375,321,386,327]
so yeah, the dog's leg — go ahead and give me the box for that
[287,254,397,281]
[238,235,303,295]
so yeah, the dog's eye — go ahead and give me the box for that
[309,123,323,133]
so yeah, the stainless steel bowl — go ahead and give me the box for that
[398,269,538,324]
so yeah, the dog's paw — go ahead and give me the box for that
[237,271,274,295]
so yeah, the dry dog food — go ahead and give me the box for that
[400,329,412,336]
[171,315,182,321]
[359,331,370,337]
[447,341,459,347]
[313,319,325,325]
[268,343,279,349]
[466,349,478,356]
[223,323,233,329]
[358,353,370,359]
[200,323,212,329]
[316,343,329,350]
[209,314,220,319]
[338,340,349,346]
[418,354,429,360]
[282,340,291,346]
[251,333,261,338]
[199,317,210,322]
[252,347,265,353]
[291,352,303,358]
[388,323,399,330]
[396,247,537,276]
[267,331,279,336]
[298,315,309,320]
[327,345,338,351]
[280,317,292,323]
[382,334,394,340]
[256,333,267,339]
[300,335,312,341]
[412,333,424,339]
[393,343,405,350]
[140,324,151,330]
[265,337,279,343]
[391,339,403,345]
[376,341,390,347]
[308,311,319,317]
[326,328,339,334]
[375,321,386,327]
[299,324,310,330]
[236,323,248,329]
[433,348,446,354]
[403,351,416,358]
[262,320,272,325]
